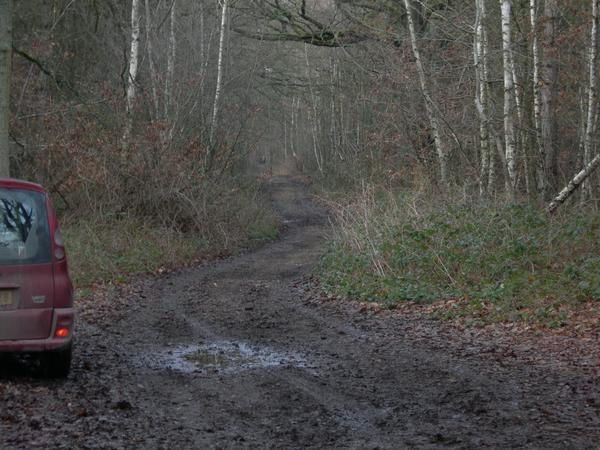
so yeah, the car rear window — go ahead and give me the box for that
[0,188,51,264]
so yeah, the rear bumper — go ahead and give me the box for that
[0,307,74,352]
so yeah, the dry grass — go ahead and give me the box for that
[321,184,600,328]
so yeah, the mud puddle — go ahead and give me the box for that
[139,340,313,374]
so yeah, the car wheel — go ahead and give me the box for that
[42,344,72,378]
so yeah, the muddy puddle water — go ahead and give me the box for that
[139,340,313,374]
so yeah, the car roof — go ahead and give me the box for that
[0,178,47,193]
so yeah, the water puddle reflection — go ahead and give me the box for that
[140,340,311,374]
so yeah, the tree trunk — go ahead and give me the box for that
[122,0,141,150]
[165,0,176,120]
[403,0,449,189]
[283,120,288,159]
[530,0,545,196]
[548,152,600,213]
[198,0,211,143]
[164,0,177,145]
[582,0,599,199]
[330,56,338,160]
[474,0,490,196]
[501,0,517,196]
[541,0,559,193]
[0,0,12,177]
[290,96,297,160]
[209,0,228,147]
[144,0,159,120]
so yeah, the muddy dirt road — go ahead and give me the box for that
[1,176,600,449]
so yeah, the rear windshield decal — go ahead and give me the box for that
[0,189,51,264]
[0,199,34,244]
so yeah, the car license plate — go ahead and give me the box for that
[0,290,15,309]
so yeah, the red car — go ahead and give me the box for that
[0,178,74,378]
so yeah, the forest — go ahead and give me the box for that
[5,2,600,448]
[2,0,600,326]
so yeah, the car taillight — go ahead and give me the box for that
[55,327,70,338]
[54,228,65,259]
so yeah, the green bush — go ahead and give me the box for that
[321,188,600,325]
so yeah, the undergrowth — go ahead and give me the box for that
[62,180,278,289]
[321,186,600,327]
[63,219,203,287]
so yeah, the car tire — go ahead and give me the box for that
[42,344,72,378]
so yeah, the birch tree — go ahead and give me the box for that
[0,0,12,177]
[122,0,141,149]
[548,0,600,212]
[291,96,299,162]
[500,0,517,195]
[582,0,599,199]
[402,0,449,189]
[530,0,545,196]
[548,153,600,213]
[210,0,228,147]
[474,0,492,195]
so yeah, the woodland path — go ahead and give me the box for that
[1,176,600,449]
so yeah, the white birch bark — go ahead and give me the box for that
[209,0,228,147]
[577,87,587,168]
[530,0,545,195]
[509,45,522,129]
[125,0,141,115]
[122,0,141,149]
[501,0,517,195]
[338,68,346,151]
[403,0,449,188]
[283,120,288,159]
[548,152,600,213]
[290,97,297,160]
[0,0,12,177]
[474,0,490,196]
[482,11,495,192]
[330,57,338,158]
[582,0,599,198]
[334,60,345,161]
